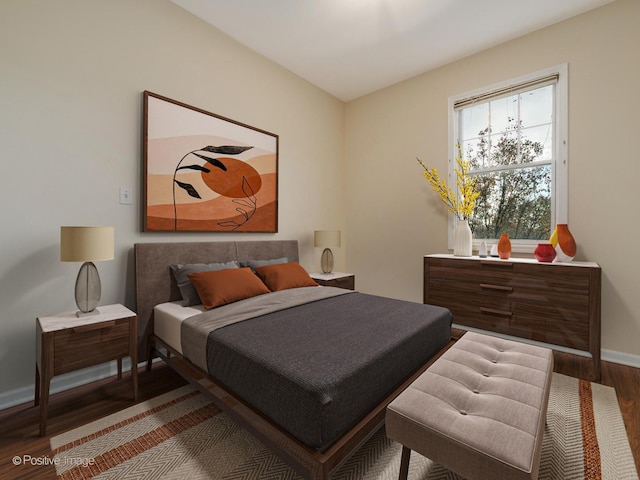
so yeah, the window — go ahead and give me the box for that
[448,65,568,252]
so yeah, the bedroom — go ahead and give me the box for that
[0,0,638,477]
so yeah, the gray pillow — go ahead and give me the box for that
[239,257,290,272]
[170,261,239,306]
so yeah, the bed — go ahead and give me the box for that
[134,240,452,479]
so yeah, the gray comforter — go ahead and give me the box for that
[182,286,351,371]
[182,286,452,449]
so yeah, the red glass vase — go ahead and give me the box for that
[534,243,556,262]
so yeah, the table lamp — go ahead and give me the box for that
[60,226,115,316]
[314,230,341,273]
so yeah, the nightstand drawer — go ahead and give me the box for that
[325,276,355,290]
[53,318,131,375]
[312,274,355,290]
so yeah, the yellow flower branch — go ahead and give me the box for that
[417,144,479,220]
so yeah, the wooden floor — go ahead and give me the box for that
[1,353,638,479]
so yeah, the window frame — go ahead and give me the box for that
[447,64,568,253]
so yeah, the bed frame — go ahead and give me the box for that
[134,240,451,479]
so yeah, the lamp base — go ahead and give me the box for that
[320,248,334,274]
[75,309,101,318]
[75,261,102,314]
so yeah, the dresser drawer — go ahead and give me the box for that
[53,317,131,375]
[450,305,589,349]
[428,257,590,292]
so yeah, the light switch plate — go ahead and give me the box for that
[119,187,133,205]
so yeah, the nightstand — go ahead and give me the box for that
[35,304,138,436]
[310,272,355,290]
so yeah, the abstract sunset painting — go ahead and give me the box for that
[143,92,278,232]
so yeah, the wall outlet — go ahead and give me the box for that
[119,187,133,205]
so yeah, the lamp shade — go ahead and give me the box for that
[314,230,341,248]
[61,226,114,262]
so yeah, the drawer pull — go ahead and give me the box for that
[480,307,513,317]
[72,320,116,333]
[480,283,513,293]
[480,260,513,268]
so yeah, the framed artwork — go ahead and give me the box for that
[143,91,278,232]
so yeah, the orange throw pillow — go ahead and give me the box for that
[254,262,319,292]
[187,267,270,309]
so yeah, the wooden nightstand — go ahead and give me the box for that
[35,304,138,436]
[310,272,355,290]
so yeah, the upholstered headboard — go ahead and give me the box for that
[134,240,299,359]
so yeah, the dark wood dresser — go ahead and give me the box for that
[424,254,601,379]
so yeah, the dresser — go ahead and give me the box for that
[424,254,601,379]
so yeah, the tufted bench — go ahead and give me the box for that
[386,332,554,480]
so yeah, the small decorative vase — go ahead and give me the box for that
[534,243,556,262]
[453,218,472,257]
[497,233,511,259]
[478,241,488,258]
[550,224,576,262]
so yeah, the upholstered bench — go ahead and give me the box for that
[386,332,554,480]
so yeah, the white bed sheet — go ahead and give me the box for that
[154,301,205,354]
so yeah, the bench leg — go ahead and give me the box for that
[399,445,411,480]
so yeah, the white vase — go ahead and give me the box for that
[479,241,488,258]
[454,219,473,257]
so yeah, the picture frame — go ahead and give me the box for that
[143,91,278,232]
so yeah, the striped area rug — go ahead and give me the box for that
[50,373,637,480]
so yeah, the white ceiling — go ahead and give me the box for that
[171,0,615,101]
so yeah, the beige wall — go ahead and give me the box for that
[0,0,345,403]
[344,0,640,359]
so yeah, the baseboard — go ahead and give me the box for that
[602,348,640,369]
[0,358,158,412]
